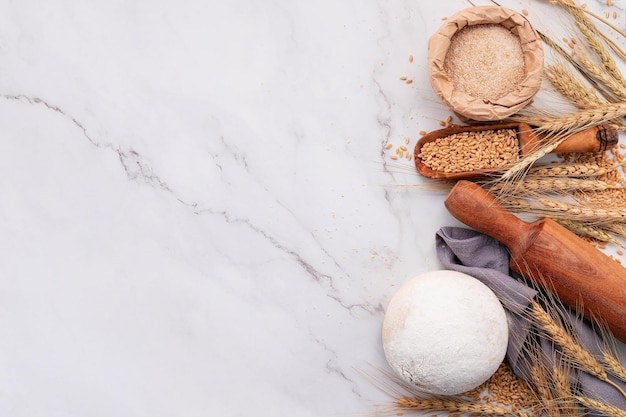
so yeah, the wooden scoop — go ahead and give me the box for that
[414,122,618,180]
[444,180,626,343]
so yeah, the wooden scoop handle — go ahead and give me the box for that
[523,124,618,155]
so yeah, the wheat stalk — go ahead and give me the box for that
[579,7,626,60]
[585,313,626,384]
[543,62,626,130]
[394,395,535,417]
[499,196,626,224]
[545,63,604,108]
[554,0,626,83]
[603,223,626,240]
[513,103,626,133]
[574,51,626,100]
[364,363,541,417]
[601,352,626,383]
[514,1,626,131]
[539,198,626,222]
[575,395,626,417]
[566,4,626,88]
[530,362,562,417]
[551,363,578,417]
[525,162,616,177]
[488,177,623,195]
[595,28,626,62]
[537,31,615,102]
[530,301,626,398]
[554,219,626,248]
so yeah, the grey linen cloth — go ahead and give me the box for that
[436,226,626,413]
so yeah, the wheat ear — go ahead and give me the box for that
[575,395,626,417]
[513,103,626,132]
[554,219,626,248]
[488,178,623,195]
[604,223,626,240]
[530,301,626,398]
[580,7,626,60]
[525,162,615,177]
[574,51,626,100]
[539,198,626,223]
[499,196,626,224]
[545,63,604,108]
[543,61,626,129]
[586,312,626,384]
[529,362,562,417]
[363,363,540,417]
[394,396,535,417]
[551,362,578,417]
[601,353,626,383]
[538,31,614,102]
[562,1,626,89]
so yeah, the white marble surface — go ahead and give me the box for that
[1,1,625,416]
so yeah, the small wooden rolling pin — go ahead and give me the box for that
[444,180,626,343]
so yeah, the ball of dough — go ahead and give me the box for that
[382,270,509,395]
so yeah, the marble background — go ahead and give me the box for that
[1,0,625,416]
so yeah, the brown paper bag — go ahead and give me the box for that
[428,6,543,121]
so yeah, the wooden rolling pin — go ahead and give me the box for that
[444,180,626,343]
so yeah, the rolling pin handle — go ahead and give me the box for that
[444,181,536,258]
